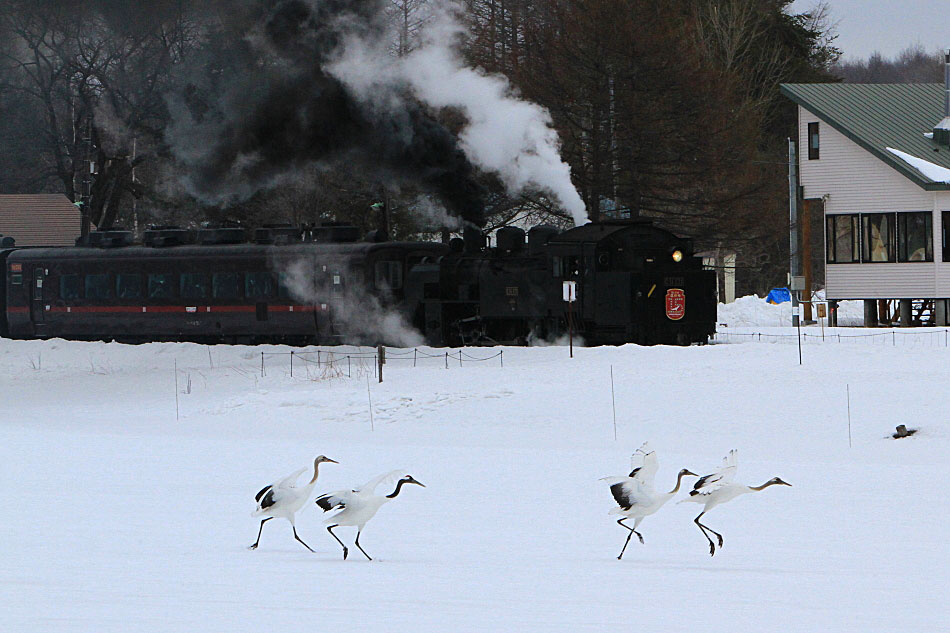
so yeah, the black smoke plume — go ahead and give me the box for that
[166,0,485,226]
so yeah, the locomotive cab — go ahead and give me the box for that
[546,221,715,345]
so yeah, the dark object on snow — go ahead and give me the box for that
[893,425,918,439]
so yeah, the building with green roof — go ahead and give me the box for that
[781,81,950,326]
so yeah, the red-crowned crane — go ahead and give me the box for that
[315,470,425,560]
[602,443,696,559]
[680,449,791,556]
[249,455,338,552]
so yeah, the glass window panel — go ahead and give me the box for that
[898,213,932,262]
[245,272,276,299]
[116,274,143,299]
[808,122,820,159]
[278,272,292,300]
[60,275,81,300]
[835,216,854,262]
[862,213,894,262]
[85,273,113,300]
[180,273,209,300]
[374,261,403,290]
[212,272,243,299]
[148,273,175,299]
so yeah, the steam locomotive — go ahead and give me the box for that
[0,221,716,346]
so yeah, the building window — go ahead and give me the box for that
[826,214,859,263]
[897,213,933,262]
[861,213,896,262]
[942,212,950,262]
[808,122,820,160]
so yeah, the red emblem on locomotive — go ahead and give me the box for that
[665,288,685,321]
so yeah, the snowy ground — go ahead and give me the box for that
[2,296,947,632]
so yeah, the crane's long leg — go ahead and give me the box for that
[616,518,644,560]
[293,527,315,553]
[327,525,349,560]
[354,530,372,561]
[619,518,644,544]
[249,517,272,550]
[694,512,723,557]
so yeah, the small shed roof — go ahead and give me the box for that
[780,83,950,191]
[0,194,87,246]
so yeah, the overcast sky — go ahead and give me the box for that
[789,0,948,60]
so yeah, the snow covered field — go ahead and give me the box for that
[2,297,948,632]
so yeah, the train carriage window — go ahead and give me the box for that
[277,272,293,300]
[552,255,561,277]
[374,261,403,290]
[181,273,209,300]
[148,273,175,299]
[562,256,580,278]
[332,272,344,296]
[245,272,276,299]
[60,274,81,300]
[213,272,243,299]
[11,273,22,285]
[116,274,143,299]
[85,273,113,300]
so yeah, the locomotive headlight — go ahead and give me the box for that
[671,249,683,263]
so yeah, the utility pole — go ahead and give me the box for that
[788,138,800,327]
[802,198,813,323]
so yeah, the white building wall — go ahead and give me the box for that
[798,106,943,299]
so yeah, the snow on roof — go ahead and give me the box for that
[886,147,950,183]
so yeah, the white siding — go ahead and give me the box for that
[798,108,932,210]
[798,106,944,299]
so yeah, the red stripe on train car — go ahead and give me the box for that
[35,304,327,314]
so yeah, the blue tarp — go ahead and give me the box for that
[766,287,791,304]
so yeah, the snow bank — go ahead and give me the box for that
[717,293,865,327]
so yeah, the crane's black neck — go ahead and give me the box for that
[386,479,410,499]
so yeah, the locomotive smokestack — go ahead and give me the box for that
[463,225,485,254]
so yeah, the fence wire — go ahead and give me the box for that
[712,328,950,349]
[259,346,504,377]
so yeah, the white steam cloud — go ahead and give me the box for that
[328,2,589,226]
[279,258,424,348]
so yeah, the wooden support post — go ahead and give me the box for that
[802,199,813,323]
[377,345,385,383]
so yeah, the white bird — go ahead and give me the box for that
[602,443,696,559]
[679,449,791,556]
[249,455,338,552]
[315,470,425,560]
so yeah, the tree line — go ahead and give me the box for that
[0,0,841,294]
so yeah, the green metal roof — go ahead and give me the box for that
[780,83,950,190]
